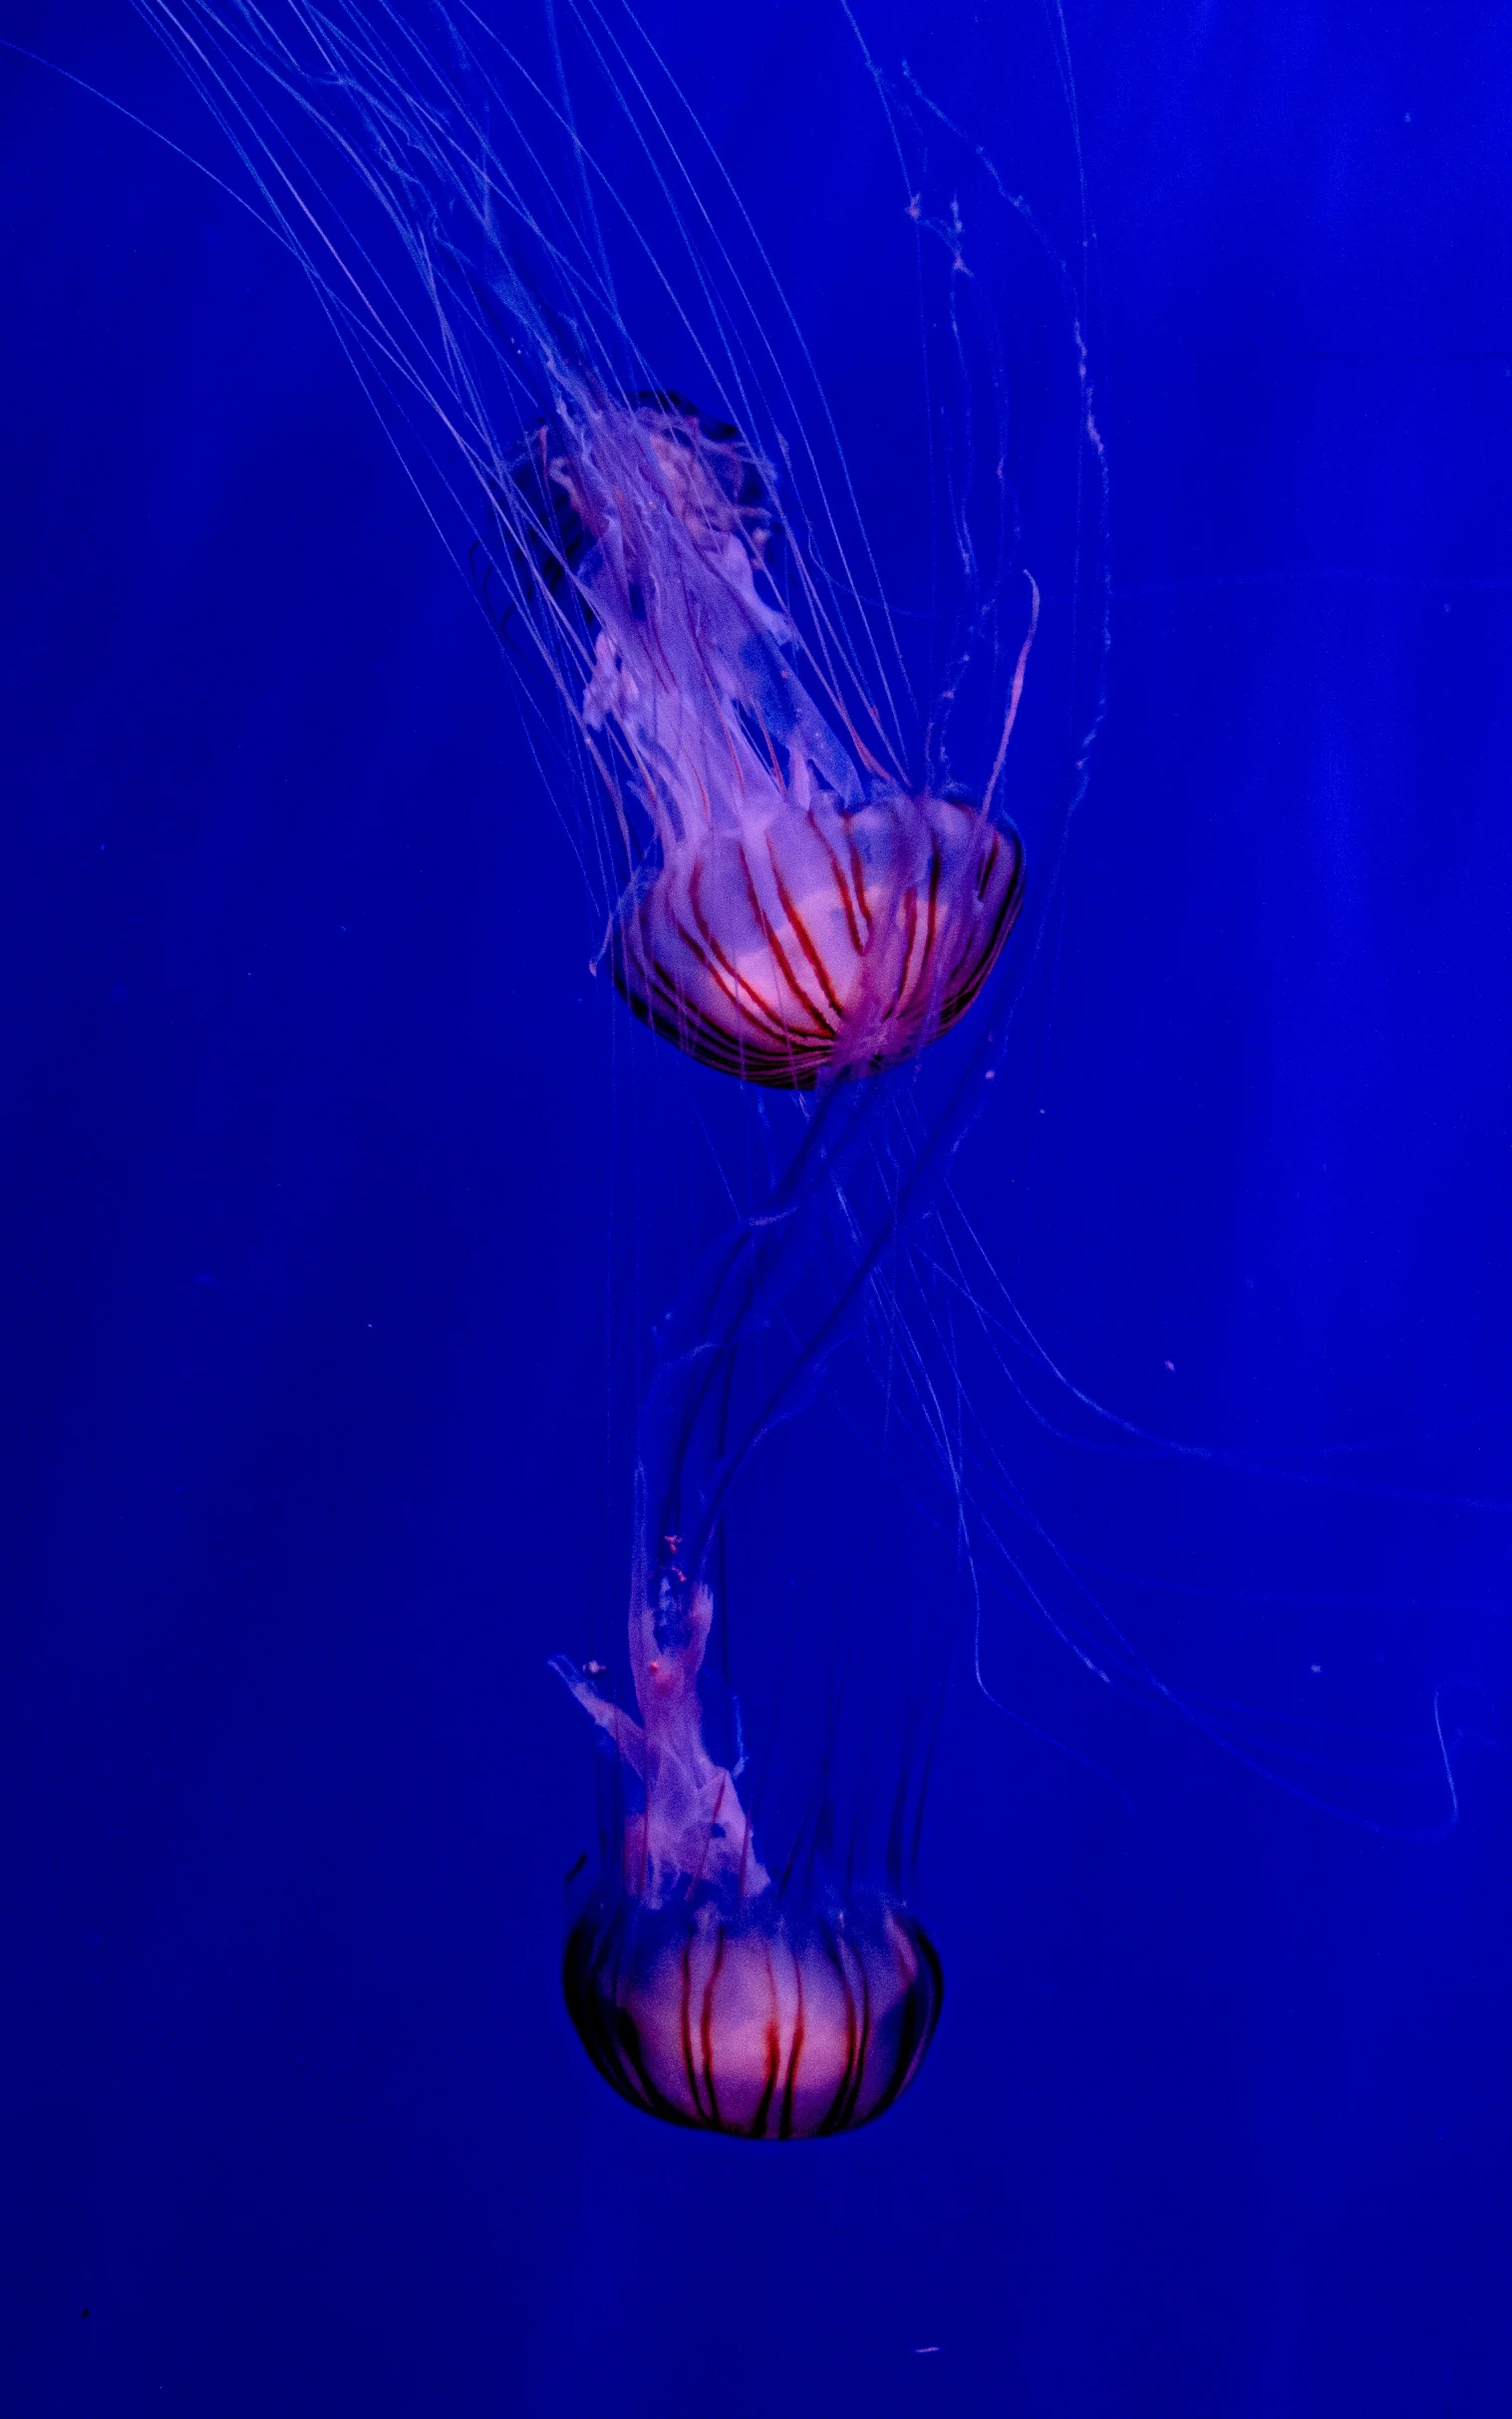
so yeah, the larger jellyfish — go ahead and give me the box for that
[142,1,1042,1089]
[511,391,1030,1086]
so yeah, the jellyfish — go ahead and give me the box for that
[141,0,1046,1089]
[545,1074,961,2135]
[549,1569,941,2137]
[509,390,1031,1086]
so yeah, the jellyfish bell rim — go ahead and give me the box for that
[563,1877,944,2139]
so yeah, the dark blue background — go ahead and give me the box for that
[4,3,1510,2411]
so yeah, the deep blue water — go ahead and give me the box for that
[3,3,1511,2412]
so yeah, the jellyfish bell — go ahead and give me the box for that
[511,390,1030,1086]
[551,1565,942,2137]
[563,1883,942,2139]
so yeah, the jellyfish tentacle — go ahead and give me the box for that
[553,1570,768,1912]
[546,1654,646,1779]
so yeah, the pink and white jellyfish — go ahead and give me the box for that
[141,7,1041,1090]
[551,1565,941,2137]
[547,1078,954,2138]
[510,393,1032,1087]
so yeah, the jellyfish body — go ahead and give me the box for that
[145,9,1033,1084]
[551,1565,941,2137]
[520,396,1027,1086]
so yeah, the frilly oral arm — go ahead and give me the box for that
[547,1656,647,1781]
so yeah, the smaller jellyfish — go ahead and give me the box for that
[513,395,1028,1087]
[551,1566,942,2137]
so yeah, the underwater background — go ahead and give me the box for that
[3,1,1511,2411]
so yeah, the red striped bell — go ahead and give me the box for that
[564,1886,943,2137]
[610,787,1024,1087]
